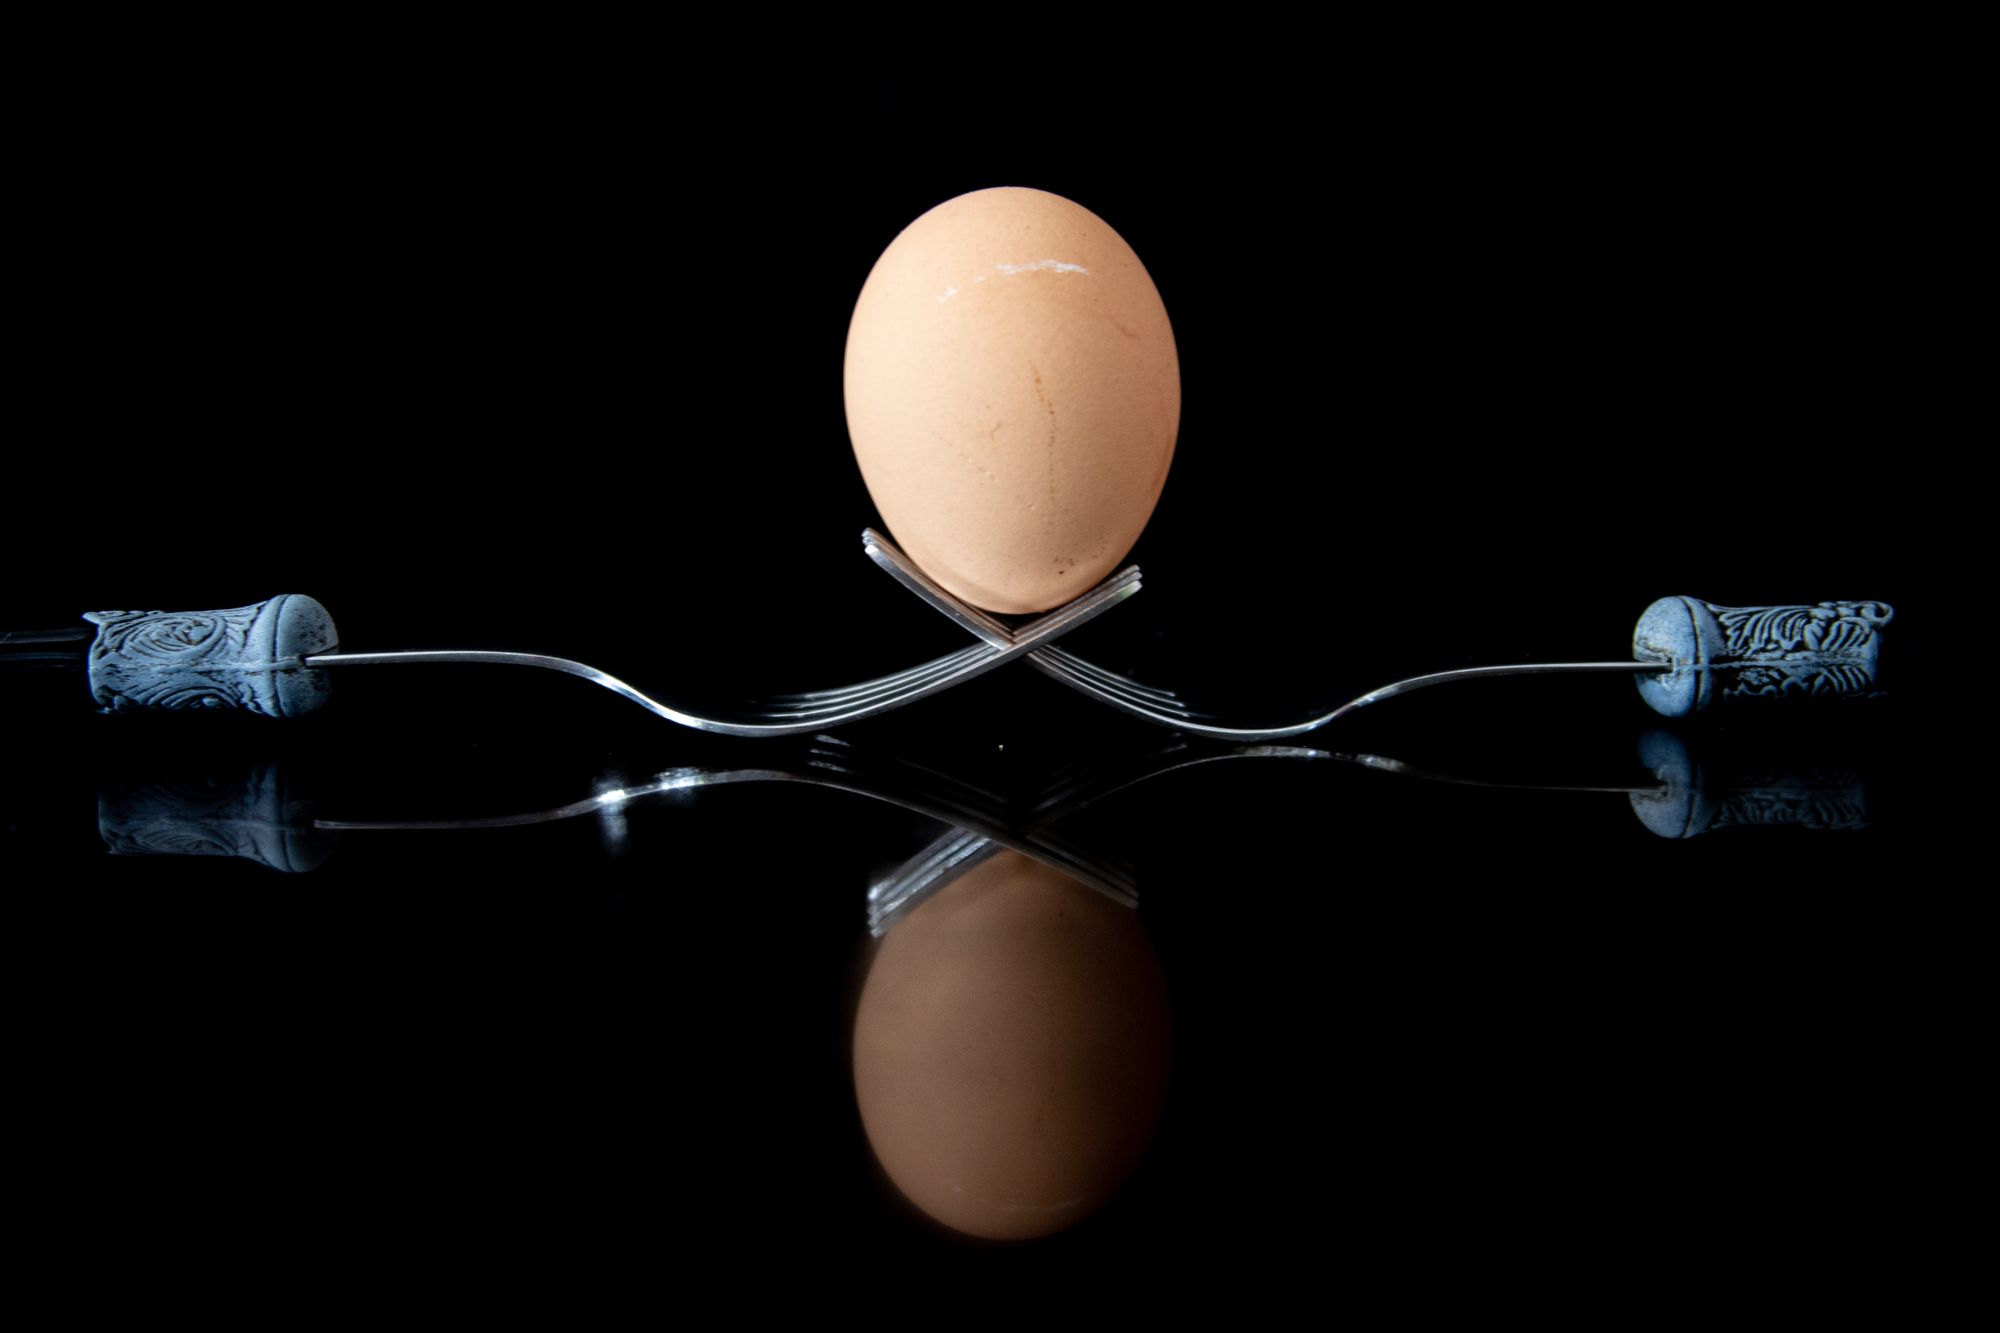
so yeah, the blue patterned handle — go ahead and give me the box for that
[83,594,338,718]
[1633,597,1894,717]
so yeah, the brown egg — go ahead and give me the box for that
[852,849,1171,1241]
[844,188,1180,614]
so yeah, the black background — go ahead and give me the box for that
[4,35,1951,1309]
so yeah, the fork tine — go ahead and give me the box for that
[1032,648,1191,711]
[1026,651,1195,719]
[734,566,1142,733]
[1028,740,1200,819]
[807,736,1009,806]
[768,644,996,713]
[869,828,995,908]
[865,530,1152,656]
[1027,651,1334,741]
[803,747,1011,821]
[769,642,992,704]
[862,530,1181,711]
[304,557,1142,739]
[1027,651,1203,728]
[773,661,984,720]
[1014,567,1140,634]
[780,560,1147,714]
[863,531,1013,647]
[768,568,1140,722]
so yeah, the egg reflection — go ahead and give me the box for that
[852,848,1170,1241]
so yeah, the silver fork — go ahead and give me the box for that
[304,560,1142,736]
[862,532,1662,741]
[1028,650,1664,741]
[65,543,1149,729]
[869,539,1894,736]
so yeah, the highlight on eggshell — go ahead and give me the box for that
[844,187,1180,615]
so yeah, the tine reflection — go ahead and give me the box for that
[868,827,1002,933]
[867,828,1137,936]
[853,848,1169,1241]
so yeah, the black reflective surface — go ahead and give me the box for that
[9,54,1939,1301]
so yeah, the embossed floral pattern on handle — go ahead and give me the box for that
[84,594,338,718]
[1633,597,1893,717]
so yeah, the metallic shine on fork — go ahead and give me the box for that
[72,536,1892,734]
[306,541,1143,737]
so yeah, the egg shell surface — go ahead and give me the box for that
[844,187,1180,614]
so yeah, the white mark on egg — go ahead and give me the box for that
[995,259,1089,275]
[936,284,959,303]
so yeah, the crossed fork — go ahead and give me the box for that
[308,528,1180,737]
